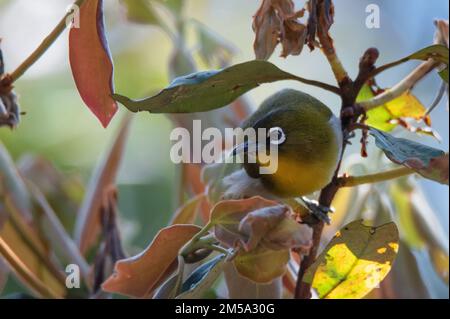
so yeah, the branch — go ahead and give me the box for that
[294,26,380,299]
[317,28,350,89]
[3,0,86,84]
[337,167,414,187]
[358,59,439,111]
[291,75,341,95]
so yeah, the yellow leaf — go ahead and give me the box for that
[303,220,399,299]
[357,85,431,132]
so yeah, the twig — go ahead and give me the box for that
[337,167,414,187]
[4,0,86,84]
[358,59,439,111]
[291,75,341,95]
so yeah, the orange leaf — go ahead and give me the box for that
[69,0,117,127]
[102,224,201,298]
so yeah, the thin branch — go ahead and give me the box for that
[6,0,86,83]
[358,59,439,111]
[369,57,410,78]
[337,167,415,188]
[294,221,324,299]
[291,75,341,95]
[294,24,381,299]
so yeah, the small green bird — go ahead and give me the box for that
[224,89,342,218]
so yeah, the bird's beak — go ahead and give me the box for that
[231,141,258,157]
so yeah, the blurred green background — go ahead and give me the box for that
[0,0,448,297]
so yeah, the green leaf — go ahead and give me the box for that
[303,220,399,299]
[408,44,449,65]
[369,128,448,185]
[156,0,184,16]
[119,0,159,24]
[377,45,449,83]
[439,67,449,82]
[233,246,290,284]
[177,254,226,299]
[113,60,300,114]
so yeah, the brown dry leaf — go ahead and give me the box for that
[280,20,307,58]
[102,224,201,298]
[252,0,307,60]
[306,0,335,50]
[253,0,281,60]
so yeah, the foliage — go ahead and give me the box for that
[0,0,448,300]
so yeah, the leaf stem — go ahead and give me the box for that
[337,167,414,187]
[6,0,86,83]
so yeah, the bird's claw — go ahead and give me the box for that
[300,197,334,224]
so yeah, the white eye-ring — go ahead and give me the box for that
[268,127,286,145]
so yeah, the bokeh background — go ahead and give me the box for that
[0,0,448,297]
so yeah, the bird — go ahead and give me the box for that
[222,89,343,221]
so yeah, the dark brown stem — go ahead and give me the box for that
[294,40,379,298]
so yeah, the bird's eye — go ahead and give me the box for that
[268,127,286,145]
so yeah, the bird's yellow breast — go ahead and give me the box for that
[259,152,338,198]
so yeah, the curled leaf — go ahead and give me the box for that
[233,246,290,284]
[113,60,301,114]
[303,220,399,299]
[369,128,448,185]
[102,224,201,298]
[252,0,307,60]
[177,254,226,299]
[69,0,118,127]
[210,197,311,253]
[252,0,281,60]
